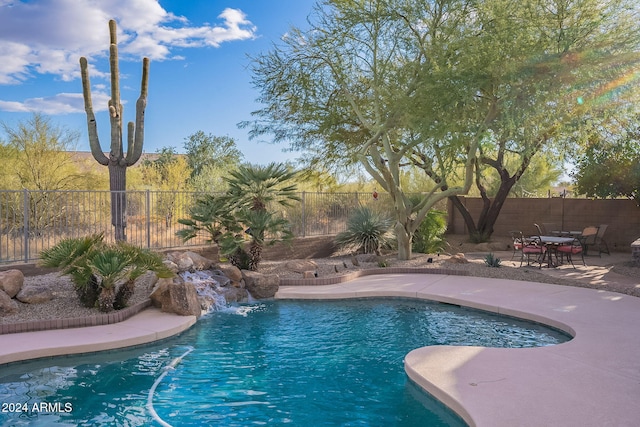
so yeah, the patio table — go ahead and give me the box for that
[538,235,575,268]
[551,230,583,237]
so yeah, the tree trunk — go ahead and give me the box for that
[109,162,127,241]
[449,175,518,241]
[395,222,412,261]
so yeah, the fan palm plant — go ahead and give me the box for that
[178,162,300,270]
[226,162,300,211]
[39,234,173,312]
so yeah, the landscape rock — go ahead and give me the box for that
[16,286,54,304]
[135,270,159,291]
[445,253,469,264]
[284,259,318,273]
[0,290,18,315]
[302,271,315,279]
[242,271,279,299]
[221,287,249,304]
[0,269,24,298]
[182,251,215,270]
[207,270,231,287]
[150,277,201,318]
[217,264,243,282]
[163,259,179,273]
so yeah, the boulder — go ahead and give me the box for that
[0,290,18,315]
[150,277,201,318]
[164,251,194,272]
[302,271,315,279]
[217,264,243,282]
[182,251,215,270]
[445,253,469,264]
[16,285,54,304]
[242,271,280,299]
[207,270,232,287]
[284,259,318,273]
[220,287,249,304]
[163,259,179,273]
[0,269,24,298]
[135,270,159,291]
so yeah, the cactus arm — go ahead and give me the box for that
[126,57,149,166]
[79,56,108,166]
[108,31,124,162]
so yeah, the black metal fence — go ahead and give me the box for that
[0,190,394,264]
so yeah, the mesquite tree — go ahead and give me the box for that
[80,19,149,241]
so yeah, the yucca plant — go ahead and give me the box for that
[334,207,394,255]
[39,234,173,312]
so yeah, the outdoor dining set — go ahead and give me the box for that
[510,223,610,269]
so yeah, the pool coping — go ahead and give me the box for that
[275,274,640,427]
[0,308,197,365]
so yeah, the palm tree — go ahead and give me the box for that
[224,163,300,270]
[177,163,300,270]
[226,163,300,211]
[39,234,173,312]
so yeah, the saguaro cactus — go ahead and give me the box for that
[80,19,149,241]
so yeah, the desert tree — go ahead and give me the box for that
[242,0,482,259]
[441,0,640,240]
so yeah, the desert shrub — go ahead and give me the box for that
[412,209,447,254]
[484,252,502,267]
[39,234,173,312]
[334,207,394,255]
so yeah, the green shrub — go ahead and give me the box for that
[412,209,447,254]
[334,207,394,255]
[39,234,173,312]
[484,252,502,267]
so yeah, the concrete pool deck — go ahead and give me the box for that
[0,308,197,365]
[0,255,638,426]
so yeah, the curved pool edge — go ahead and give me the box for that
[0,308,197,366]
[276,273,640,427]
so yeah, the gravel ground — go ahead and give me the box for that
[2,238,638,325]
[1,274,151,324]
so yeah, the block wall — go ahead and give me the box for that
[447,197,640,252]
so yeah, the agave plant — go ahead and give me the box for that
[334,207,394,255]
[39,234,173,312]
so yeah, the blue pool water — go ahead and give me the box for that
[0,299,570,426]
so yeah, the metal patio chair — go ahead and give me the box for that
[556,238,585,268]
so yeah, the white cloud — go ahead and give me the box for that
[0,0,257,112]
[0,91,111,114]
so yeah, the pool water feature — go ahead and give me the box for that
[0,299,570,426]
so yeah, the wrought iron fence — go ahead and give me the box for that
[0,189,393,264]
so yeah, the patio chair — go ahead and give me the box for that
[556,238,585,268]
[509,230,525,261]
[578,226,599,256]
[520,233,547,268]
[594,224,611,256]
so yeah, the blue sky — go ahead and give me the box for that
[0,0,317,165]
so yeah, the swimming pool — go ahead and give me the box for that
[0,299,570,426]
